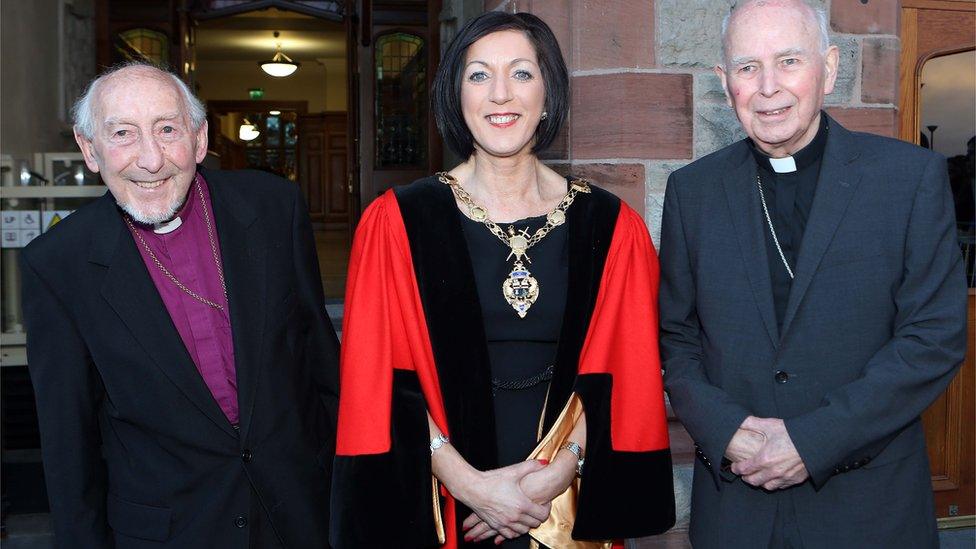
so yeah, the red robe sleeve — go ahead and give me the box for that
[331,190,456,548]
[336,190,448,454]
[570,202,675,539]
[578,202,669,452]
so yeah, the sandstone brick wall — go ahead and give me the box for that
[484,0,902,246]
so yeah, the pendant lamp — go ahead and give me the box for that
[260,31,300,78]
[239,118,260,141]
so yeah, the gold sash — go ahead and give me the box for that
[526,394,611,549]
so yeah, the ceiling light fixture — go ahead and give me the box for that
[260,31,300,78]
[239,118,260,141]
[269,110,281,116]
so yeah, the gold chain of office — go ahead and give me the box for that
[437,171,590,318]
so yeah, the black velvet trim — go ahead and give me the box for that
[572,374,676,540]
[394,179,498,476]
[543,187,619,435]
[330,370,438,549]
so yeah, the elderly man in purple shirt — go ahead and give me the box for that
[21,62,339,548]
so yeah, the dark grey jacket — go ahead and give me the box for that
[660,117,967,549]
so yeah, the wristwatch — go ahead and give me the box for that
[430,434,450,455]
[561,441,585,477]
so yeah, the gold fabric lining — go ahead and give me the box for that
[427,393,611,547]
[527,394,611,549]
[432,476,446,544]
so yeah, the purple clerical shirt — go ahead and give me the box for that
[129,173,239,425]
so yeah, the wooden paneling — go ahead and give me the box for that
[917,10,976,56]
[903,0,976,10]
[927,293,976,518]
[299,112,348,224]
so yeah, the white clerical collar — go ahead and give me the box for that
[153,216,183,234]
[768,156,798,174]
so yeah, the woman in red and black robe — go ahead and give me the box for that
[330,11,675,549]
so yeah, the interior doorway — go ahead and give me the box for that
[191,5,352,300]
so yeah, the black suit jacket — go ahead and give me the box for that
[660,117,967,548]
[21,168,340,548]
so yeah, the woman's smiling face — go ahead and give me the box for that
[460,30,547,159]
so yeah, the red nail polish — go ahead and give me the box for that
[538,459,549,465]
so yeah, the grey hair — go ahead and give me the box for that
[72,61,207,140]
[720,0,831,66]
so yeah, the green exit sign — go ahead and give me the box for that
[249,88,264,100]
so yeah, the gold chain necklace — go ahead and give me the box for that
[437,171,590,318]
[755,173,795,279]
[124,179,228,311]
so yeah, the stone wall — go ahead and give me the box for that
[483,0,901,246]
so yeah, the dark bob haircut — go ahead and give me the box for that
[431,11,569,159]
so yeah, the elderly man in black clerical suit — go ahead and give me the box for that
[660,1,967,548]
[20,63,339,548]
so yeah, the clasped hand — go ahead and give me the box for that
[725,416,809,491]
[461,456,575,544]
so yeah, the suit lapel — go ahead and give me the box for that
[722,144,780,346]
[780,118,862,337]
[91,194,238,438]
[204,170,267,442]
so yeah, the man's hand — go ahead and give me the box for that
[730,416,809,490]
[725,426,767,463]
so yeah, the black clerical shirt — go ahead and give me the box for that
[749,114,829,328]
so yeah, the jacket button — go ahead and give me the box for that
[241,449,253,462]
[234,516,248,528]
[774,370,789,384]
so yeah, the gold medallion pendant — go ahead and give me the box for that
[502,259,540,318]
[438,171,590,318]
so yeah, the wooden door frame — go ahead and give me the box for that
[357,0,443,209]
[182,0,355,228]
[898,1,976,143]
[346,0,362,234]
[898,0,976,525]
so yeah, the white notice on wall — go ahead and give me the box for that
[1,229,19,248]
[21,210,41,230]
[1,210,21,230]
[1,210,52,247]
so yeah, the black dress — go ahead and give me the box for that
[460,210,568,548]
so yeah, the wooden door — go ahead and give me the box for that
[299,113,349,225]
[899,0,976,523]
[357,0,442,209]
